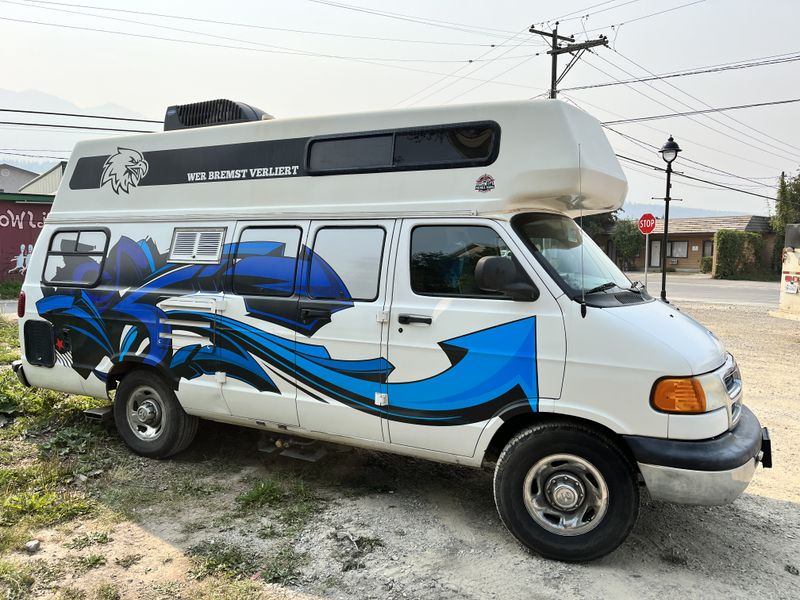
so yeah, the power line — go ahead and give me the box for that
[601,98,800,125]
[565,91,785,172]
[582,53,798,164]
[561,52,800,91]
[616,154,778,201]
[304,0,521,39]
[561,94,780,191]
[20,0,531,47]
[0,121,155,133]
[393,28,533,108]
[0,150,68,160]
[0,108,160,124]
[443,53,540,104]
[552,0,648,24]
[579,0,708,35]
[3,2,543,64]
[602,125,777,189]
[611,48,800,155]
[0,16,543,92]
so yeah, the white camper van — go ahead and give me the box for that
[13,99,771,561]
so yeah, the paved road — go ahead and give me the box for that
[628,273,779,306]
[0,300,16,316]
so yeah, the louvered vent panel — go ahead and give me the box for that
[169,228,225,264]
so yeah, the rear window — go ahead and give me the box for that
[43,229,108,287]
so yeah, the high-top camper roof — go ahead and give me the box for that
[49,100,627,224]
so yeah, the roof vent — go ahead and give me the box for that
[164,99,273,131]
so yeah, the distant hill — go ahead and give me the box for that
[618,202,756,220]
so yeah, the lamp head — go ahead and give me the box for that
[660,135,681,164]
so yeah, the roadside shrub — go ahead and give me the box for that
[0,280,21,300]
[712,229,764,279]
[700,256,712,273]
[610,220,643,270]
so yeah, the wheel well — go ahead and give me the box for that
[482,412,638,469]
[105,362,172,395]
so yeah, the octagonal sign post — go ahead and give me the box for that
[638,213,657,288]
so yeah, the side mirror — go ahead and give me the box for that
[475,256,539,301]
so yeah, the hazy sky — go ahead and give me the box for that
[3,0,799,216]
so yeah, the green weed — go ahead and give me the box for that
[114,554,142,569]
[65,532,112,550]
[0,559,34,600]
[261,546,304,585]
[235,478,320,533]
[0,317,19,364]
[0,370,108,435]
[235,479,283,509]
[197,579,264,600]
[94,582,120,600]
[0,490,91,527]
[188,541,260,580]
[75,554,106,571]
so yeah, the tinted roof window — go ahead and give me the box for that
[308,135,393,171]
[394,126,495,166]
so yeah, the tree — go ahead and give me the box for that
[577,210,619,242]
[611,219,643,271]
[769,171,800,270]
[771,171,800,236]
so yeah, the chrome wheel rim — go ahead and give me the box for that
[522,453,609,536]
[126,385,165,441]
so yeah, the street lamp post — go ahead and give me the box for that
[658,136,681,302]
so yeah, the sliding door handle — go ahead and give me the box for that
[300,308,332,323]
[398,314,432,325]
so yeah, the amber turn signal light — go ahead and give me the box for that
[652,378,706,413]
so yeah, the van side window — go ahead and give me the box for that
[232,227,301,297]
[307,122,499,174]
[309,227,385,301]
[410,225,511,297]
[43,229,108,287]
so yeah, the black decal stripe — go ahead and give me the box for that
[70,138,310,190]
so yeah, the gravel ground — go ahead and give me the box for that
[8,302,800,599]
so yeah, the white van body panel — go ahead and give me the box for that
[16,97,750,476]
[46,100,626,226]
[385,217,566,456]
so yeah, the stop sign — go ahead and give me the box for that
[638,213,657,235]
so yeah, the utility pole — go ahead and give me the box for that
[529,22,609,99]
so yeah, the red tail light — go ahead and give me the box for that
[17,290,25,318]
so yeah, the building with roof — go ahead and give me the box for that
[0,163,38,193]
[601,215,774,272]
[0,191,54,281]
[18,161,67,195]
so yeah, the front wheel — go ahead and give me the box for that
[493,422,639,562]
[113,371,198,458]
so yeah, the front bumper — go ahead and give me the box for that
[624,405,771,506]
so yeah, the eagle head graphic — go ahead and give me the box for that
[101,148,149,194]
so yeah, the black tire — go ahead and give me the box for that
[493,421,639,562]
[113,371,199,458]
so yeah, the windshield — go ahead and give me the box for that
[513,213,631,296]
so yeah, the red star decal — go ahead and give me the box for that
[55,338,65,351]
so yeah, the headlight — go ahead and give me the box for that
[651,373,728,414]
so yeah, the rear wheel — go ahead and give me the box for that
[493,421,639,562]
[114,371,198,458]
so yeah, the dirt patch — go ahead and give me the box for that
[1,302,799,599]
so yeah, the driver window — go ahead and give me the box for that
[410,225,511,297]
